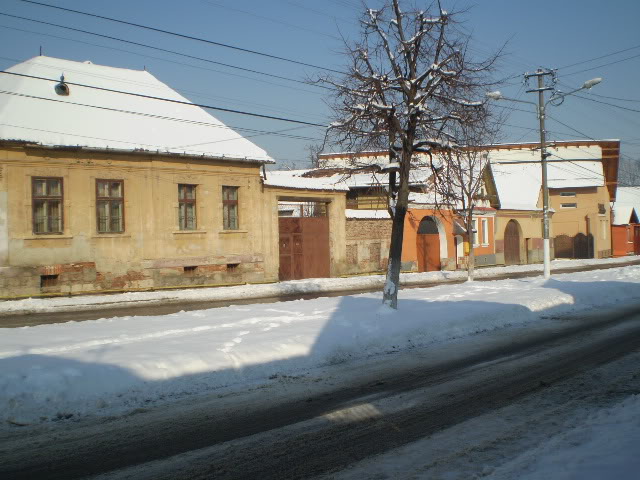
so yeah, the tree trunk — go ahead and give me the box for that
[466,213,475,282]
[467,243,475,281]
[382,150,411,309]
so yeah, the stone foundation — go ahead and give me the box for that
[0,256,266,298]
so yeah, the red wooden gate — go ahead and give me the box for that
[279,217,330,280]
[504,220,521,265]
[635,225,640,255]
[416,216,441,272]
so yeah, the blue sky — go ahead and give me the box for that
[1,0,639,172]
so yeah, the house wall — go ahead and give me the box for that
[494,210,547,265]
[345,219,392,274]
[0,145,274,297]
[549,186,612,258]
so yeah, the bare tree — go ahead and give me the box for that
[430,115,498,281]
[321,0,499,308]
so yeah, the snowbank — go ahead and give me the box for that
[0,256,637,316]
[1,265,640,427]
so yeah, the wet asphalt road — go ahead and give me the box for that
[2,303,640,480]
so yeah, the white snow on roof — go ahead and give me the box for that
[489,145,605,211]
[346,209,391,219]
[612,186,640,225]
[0,56,272,162]
[265,167,431,191]
[612,205,637,225]
[264,170,349,191]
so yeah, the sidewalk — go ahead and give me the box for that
[0,256,638,316]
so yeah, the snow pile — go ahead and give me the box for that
[1,265,640,427]
[487,394,640,480]
[0,256,637,316]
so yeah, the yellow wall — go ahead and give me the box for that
[0,145,346,296]
[549,186,612,257]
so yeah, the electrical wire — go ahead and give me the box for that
[0,71,328,127]
[17,0,344,73]
[0,13,332,93]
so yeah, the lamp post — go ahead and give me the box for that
[486,74,602,279]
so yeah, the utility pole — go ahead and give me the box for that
[525,69,555,279]
[487,73,602,280]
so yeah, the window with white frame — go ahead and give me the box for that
[481,218,489,245]
[560,192,576,197]
[472,218,479,246]
[560,203,577,209]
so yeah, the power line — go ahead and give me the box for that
[18,0,344,74]
[0,13,332,93]
[0,71,328,127]
[561,52,640,78]
[557,43,640,71]
[199,0,341,41]
[588,92,640,103]
[571,93,640,114]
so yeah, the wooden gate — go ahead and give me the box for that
[279,217,330,280]
[504,220,521,265]
[416,216,441,272]
[635,226,640,255]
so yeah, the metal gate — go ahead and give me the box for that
[278,217,330,281]
[554,233,594,258]
[504,220,521,265]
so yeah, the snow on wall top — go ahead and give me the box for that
[0,56,273,162]
[264,170,350,191]
[490,145,605,211]
[265,167,431,191]
[346,209,391,219]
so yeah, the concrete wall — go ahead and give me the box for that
[345,218,392,274]
[495,210,547,265]
[0,145,276,297]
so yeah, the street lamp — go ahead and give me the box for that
[486,74,602,279]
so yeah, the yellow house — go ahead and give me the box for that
[488,140,620,262]
[0,56,347,298]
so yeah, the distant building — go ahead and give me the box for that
[611,186,640,256]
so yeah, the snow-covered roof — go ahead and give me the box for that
[264,170,350,191]
[612,186,640,225]
[265,167,431,191]
[346,209,391,219]
[0,56,273,163]
[612,205,638,225]
[489,145,605,211]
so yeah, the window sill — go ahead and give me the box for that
[92,234,131,238]
[219,230,248,234]
[172,230,207,234]
[23,234,73,240]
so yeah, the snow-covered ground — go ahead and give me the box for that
[0,256,637,316]
[1,264,640,430]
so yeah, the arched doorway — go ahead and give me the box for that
[504,220,521,265]
[417,216,441,271]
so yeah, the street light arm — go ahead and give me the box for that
[546,77,603,106]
